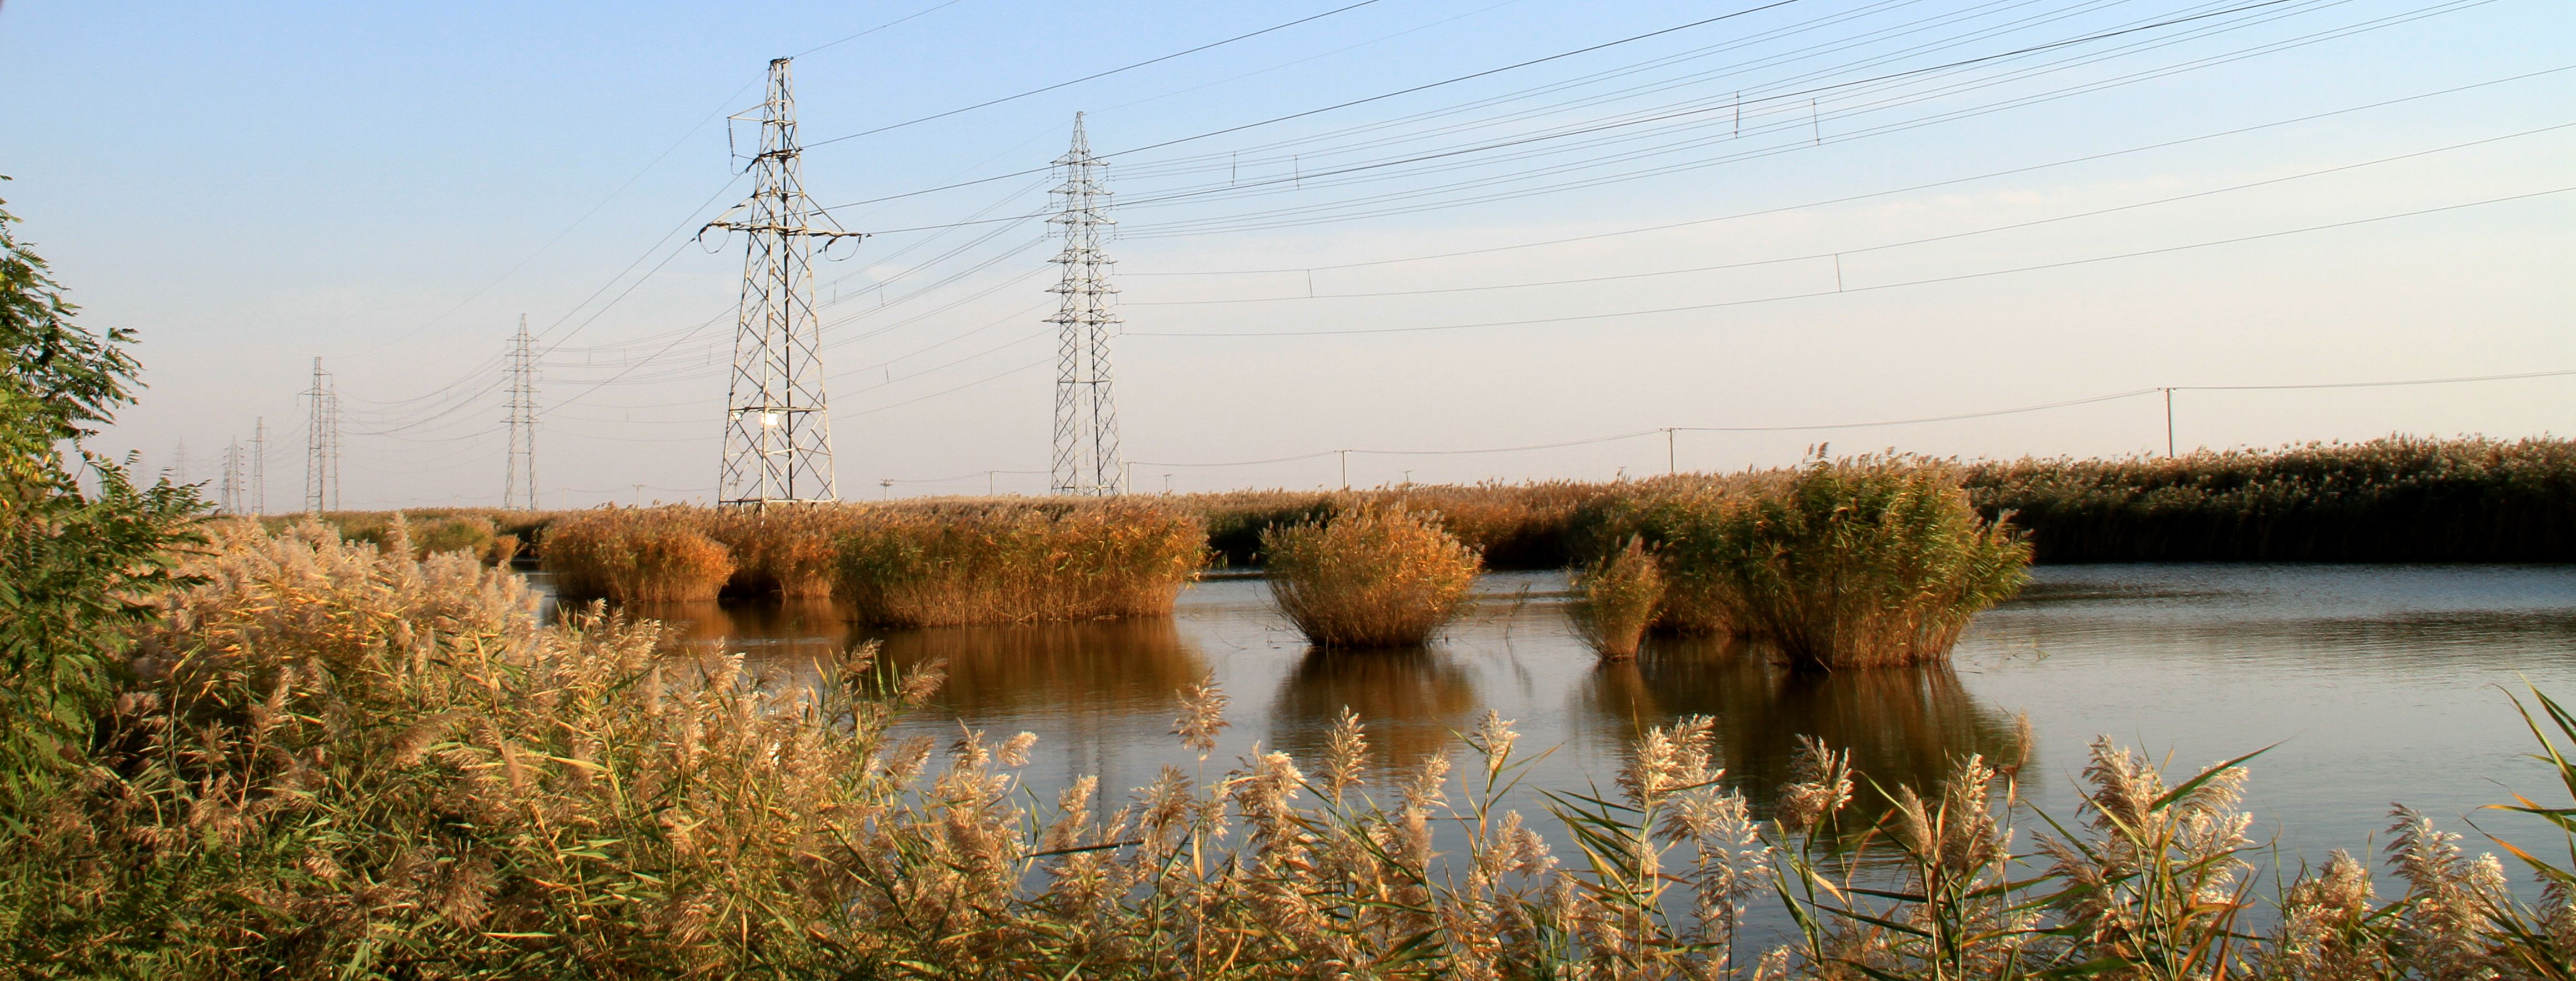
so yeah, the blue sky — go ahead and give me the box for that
[3,0,2568,507]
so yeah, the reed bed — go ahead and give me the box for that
[1602,457,2029,669]
[835,498,1204,626]
[1567,535,1664,659]
[1967,434,2576,562]
[1262,502,1483,648]
[541,505,737,602]
[9,520,2576,976]
[702,503,863,598]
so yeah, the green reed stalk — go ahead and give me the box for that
[1568,535,1664,659]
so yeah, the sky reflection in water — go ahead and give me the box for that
[631,564,2576,881]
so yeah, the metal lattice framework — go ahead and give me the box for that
[252,417,267,515]
[304,357,338,514]
[1048,113,1123,497]
[504,314,539,510]
[218,439,244,515]
[710,58,862,509]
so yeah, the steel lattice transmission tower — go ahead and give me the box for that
[708,58,863,509]
[1048,113,1123,497]
[252,417,267,515]
[504,315,539,510]
[218,439,244,515]
[304,357,339,514]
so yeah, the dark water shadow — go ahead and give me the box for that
[1272,646,1482,772]
[1582,635,2028,813]
[864,618,1209,720]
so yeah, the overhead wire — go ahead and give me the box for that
[1122,63,2570,276]
[1123,121,2574,306]
[1110,0,2466,238]
[802,0,1393,147]
[1128,186,2576,337]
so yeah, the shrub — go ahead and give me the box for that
[1262,503,1482,648]
[1713,456,2028,669]
[1601,458,2027,669]
[1567,535,1663,659]
[837,499,1204,626]
[542,505,737,602]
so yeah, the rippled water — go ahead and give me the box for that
[601,563,2576,885]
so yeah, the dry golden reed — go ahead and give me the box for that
[1601,456,2029,669]
[1967,434,2576,562]
[835,498,1204,627]
[702,503,861,598]
[16,519,2575,977]
[1567,535,1663,659]
[541,505,737,602]
[1262,502,1483,648]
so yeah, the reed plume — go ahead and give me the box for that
[16,518,2576,978]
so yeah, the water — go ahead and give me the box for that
[610,563,2576,890]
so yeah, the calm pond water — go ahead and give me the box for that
[590,564,2576,895]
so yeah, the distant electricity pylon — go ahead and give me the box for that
[504,315,539,510]
[218,438,244,514]
[252,417,267,515]
[707,58,862,509]
[1048,112,1123,497]
[304,357,339,514]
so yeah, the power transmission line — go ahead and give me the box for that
[710,59,862,508]
[218,439,244,515]
[1128,186,2576,338]
[1125,121,2575,307]
[304,358,339,513]
[1124,64,2573,277]
[504,316,540,509]
[814,0,1818,207]
[1048,114,1125,497]
[803,1,1391,148]
[252,417,267,516]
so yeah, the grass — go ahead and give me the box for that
[1568,535,1663,659]
[11,518,2576,977]
[1603,457,2030,669]
[541,505,737,602]
[835,498,1205,626]
[1261,502,1483,648]
[1967,434,2576,562]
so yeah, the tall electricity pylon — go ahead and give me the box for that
[252,417,267,515]
[304,357,339,514]
[708,58,862,510]
[218,439,243,514]
[504,315,539,510]
[1048,112,1123,497]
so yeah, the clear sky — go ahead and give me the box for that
[3,0,2568,508]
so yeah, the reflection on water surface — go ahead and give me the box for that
[601,564,2576,880]
[1584,639,2024,809]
